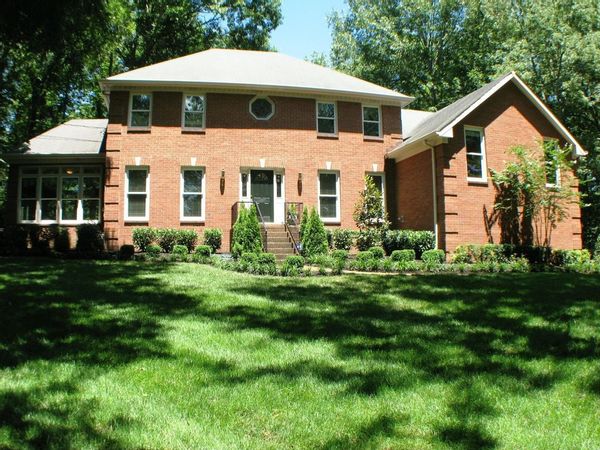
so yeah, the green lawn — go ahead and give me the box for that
[0,259,599,449]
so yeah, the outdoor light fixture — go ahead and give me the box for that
[220,169,225,194]
[297,172,303,196]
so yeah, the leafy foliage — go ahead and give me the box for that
[300,208,328,257]
[421,249,445,265]
[332,228,354,250]
[203,228,222,253]
[132,227,157,252]
[382,230,435,258]
[76,224,104,253]
[232,205,263,258]
[156,228,179,253]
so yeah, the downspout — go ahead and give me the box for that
[424,139,438,249]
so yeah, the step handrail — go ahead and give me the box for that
[284,202,303,254]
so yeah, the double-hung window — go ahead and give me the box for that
[18,166,102,224]
[318,171,340,222]
[317,101,337,135]
[129,93,152,128]
[544,140,561,187]
[464,126,487,181]
[362,105,381,138]
[181,168,204,221]
[125,168,149,221]
[182,94,205,130]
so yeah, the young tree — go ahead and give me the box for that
[353,175,388,249]
[301,208,328,257]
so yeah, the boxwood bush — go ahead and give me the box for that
[382,230,435,258]
[203,228,223,253]
[132,227,156,252]
[332,229,354,250]
[176,230,198,252]
[390,249,416,263]
[195,245,212,257]
[157,228,179,253]
[172,244,188,255]
[146,244,161,257]
[422,249,445,265]
[368,246,385,259]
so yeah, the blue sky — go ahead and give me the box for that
[270,0,347,59]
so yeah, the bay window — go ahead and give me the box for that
[318,171,340,222]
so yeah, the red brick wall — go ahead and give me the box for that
[438,82,582,252]
[393,149,434,231]
[104,91,401,249]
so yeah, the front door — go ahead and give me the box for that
[251,170,274,222]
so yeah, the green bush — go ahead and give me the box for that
[119,244,135,260]
[368,246,385,259]
[76,224,104,253]
[391,249,415,262]
[172,244,188,255]
[332,228,354,250]
[203,228,222,253]
[0,225,28,255]
[382,230,435,258]
[595,235,600,261]
[232,205,263,258]
[422,249,445,265]
[331,249,349,262]
[146,244,161,257]
[307,254,335,268]
[195,245,212,257]
[552,249,591,266]
[157,228,179,253]
[176,229,198,252]
[452,244,513,264]
[301,208,328,257]
[356,251,374,263]
[132,227,156,251]
[283,255,305,268]
[54,227,71,252]
[258,253,276,266]
[513,245,552,265]
[299,208,309,241]
[355,228,382,251]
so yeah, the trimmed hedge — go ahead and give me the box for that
[422,249,445,265]
[146,244,161,257]
[382,230,435,258]
[132,227,156,252]
[195,245,212,257]
[203,228,222,253]
[172,244,189,255]
[368,246,385,259]
[391,249,416,263]
[332,229,354,250]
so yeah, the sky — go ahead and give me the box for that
[270,0,347,59]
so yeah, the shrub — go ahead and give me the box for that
[172,244,188,255]
[119,244,135,260]
[368,246,385,259]
[513,245,552,265]
[258,252,276,266]
[76,224,104,253]
[54,227,71,252]
[355,228,382,251]
[332,228,354,250]
[232,205,263,258]
[195,245,212,257]
[382,230,435,258]
[452,244,513,264]
[307,254,335,268]
[157,228,179,253]
[146,244,161,257]
[132,227,156,251]
[595,235,600,261]
[176,229,198,252]
[0,225,28,255]
[203,228,222,253]
[391,249,415,262]
[356,251,374,263]
[301,208,328,257]
[422,249,445,265]
[299,208,309,241]
[552,249,591,266]
[331,249,349,262]
[283,255,305,268]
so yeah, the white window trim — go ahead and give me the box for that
[464,125,488,183]
[362,105,382,139]
[17,166,103,225]
[181,93,206,131]
[316,100,338,136]
[180,167,206,222]
[124,167,150,222]
[544,138,561,188]
[249,96,275,121]
[128,92,152,130]
[318,170,341,223]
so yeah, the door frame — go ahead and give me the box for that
[239,167,285,224]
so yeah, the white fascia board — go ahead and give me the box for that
[99,80,415,107]
[387,133,446,162]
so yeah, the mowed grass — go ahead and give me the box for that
[0,259,599,449]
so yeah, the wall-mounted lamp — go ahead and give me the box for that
[297,172,303,196]
[220,169,225,195]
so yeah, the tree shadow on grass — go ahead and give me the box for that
[0,258,201,448]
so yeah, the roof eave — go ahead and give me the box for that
[0,153,106,164]
[100,79,414,107]
[387,132,447,161]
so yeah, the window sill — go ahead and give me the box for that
[127,127,151,133]
[363,136,384,142]
[467,178,488,185]
[321,219,341,225]
[124,218,149,224]
[317,133,338,140]
[181,128,206,134]
[18,220,99,226]
[180,218,205,224]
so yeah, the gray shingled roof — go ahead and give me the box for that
[402,73,512,145]
[21,119,108,155]
[102,49,414,106]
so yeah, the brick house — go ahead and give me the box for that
[2,49,586,254]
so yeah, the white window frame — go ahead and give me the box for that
[544,138,561,188]
[249,96,275,120]
[464,125,488,183]
[124,167,150,222]
[181,93,206,131]
[366,172,386,211]
[316,101,337,136]
[180,167,205,222]
[128,92,152,130]
[362,105,382,139]
[317,171,340,223]
[17,166,103,225]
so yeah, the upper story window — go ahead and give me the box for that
[182,94,205,130]
[18,166,102,224]
[250,96,274,120]
[129,93,152,128]
[544,139,561,187]
[125,167,149,221]
[464,126,487,182]
[316,101,337,135]
[362,105,381,138]
[318,171,340,222]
